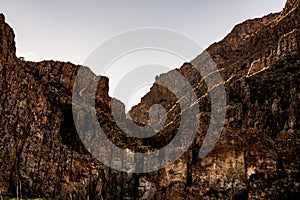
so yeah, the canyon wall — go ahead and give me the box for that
[0,0,299,199]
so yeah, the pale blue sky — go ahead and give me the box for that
[1,0,285,64]
[1,0,286,110]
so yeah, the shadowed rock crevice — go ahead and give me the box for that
[59,106,88,154]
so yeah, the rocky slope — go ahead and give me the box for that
[130,0,300,199]
[0,13,140,199]
[0,0,299,199]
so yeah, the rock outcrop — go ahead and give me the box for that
[130,0,300,199]
[0,0,299,199]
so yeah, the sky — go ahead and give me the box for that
[0,0,286,110]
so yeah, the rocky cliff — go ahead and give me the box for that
[0,0,299,199]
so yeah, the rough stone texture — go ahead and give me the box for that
[0,17,138,199]
[130,0,300,199]
[0,0,300,199]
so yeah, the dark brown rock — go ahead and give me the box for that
[0,0,299,199]
[130,1,300,199]
[0,15,16,64]
[0,14,5,22]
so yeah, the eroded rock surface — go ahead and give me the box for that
[0,0,299,199]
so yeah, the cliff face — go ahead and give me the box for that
[0,14,138,199]
[130,0,300,199]
[0,0,299,199]
[0,14,16,64]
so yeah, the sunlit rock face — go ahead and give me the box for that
[0,0,299,199]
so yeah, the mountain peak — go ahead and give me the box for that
[0,13,5,22]
[0,13,16,64]
[282,0,299,15]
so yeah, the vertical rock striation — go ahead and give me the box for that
[0,0,299,199]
